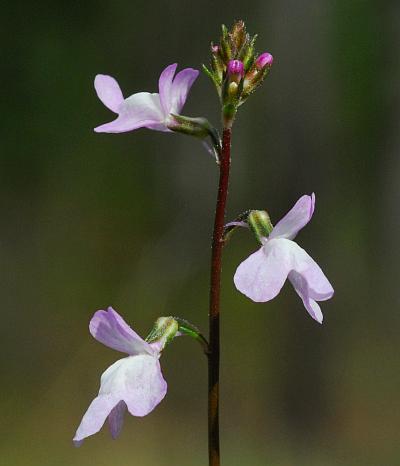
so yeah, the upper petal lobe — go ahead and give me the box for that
[94,75,124,113]
[90,307,155,356]
[169,68,199,114]
[269,194,315,240]
[158,63,178,115]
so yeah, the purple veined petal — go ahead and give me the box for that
[73,394,120,446]
[288,271,324,323]
[234,239,292,302]
[158,63,178,115]
[169,67,200,114]
[100,356,167,417]
[94,74,124,113]
[90,307,156,356]
[108,400,127,439]
[288,241,334,301]
[94,92,166,133]
[269,193,315,241]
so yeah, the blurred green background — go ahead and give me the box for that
[1,1,399,465]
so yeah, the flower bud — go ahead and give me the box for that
[230,20,246,51]
[220,24,232,61]
[255,52,274,69]
[228,82,238,98]
[227,59,244,80]
[210,43,224,87]
[146,316,179,351]
[248,210,274,243]
[241,52,274,101]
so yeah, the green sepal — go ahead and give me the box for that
[145,316,179,351]
[220,24,232,62]
[241,34,258,70]
[202,63,220,91]
[168,114,221,156]
[248,210,274,243]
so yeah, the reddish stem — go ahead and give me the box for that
[208,128,231,466]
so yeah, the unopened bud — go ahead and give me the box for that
[211,44,219,54]
[227,59,244,79]
[248,210,273,243]
[231,20,246,51]
[228,82,239,98]
[242,52,274,101]
[146,316,179,351]
[255,52,274,69]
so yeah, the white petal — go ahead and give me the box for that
[288,241,334,300]
[234,239,291,302]
[270,194,315,240]
[234,238,334,317]
[289,271,324,323]
[100,355,167,417]
[73,394,120,446]
[94,75,124,113]
[94,92,166,133]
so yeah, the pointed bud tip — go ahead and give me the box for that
[255,52,274,69]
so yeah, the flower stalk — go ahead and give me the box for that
[208,127,231,466]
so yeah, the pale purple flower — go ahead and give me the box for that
[94,63,199,133]
[234,194,334,323]
[73,307,167,446]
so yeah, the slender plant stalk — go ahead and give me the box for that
[208,127,231,466]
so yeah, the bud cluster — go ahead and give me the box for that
[203,20,273,126]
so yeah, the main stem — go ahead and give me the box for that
[208,128,231,466]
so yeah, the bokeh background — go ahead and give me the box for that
[1,1,399,465]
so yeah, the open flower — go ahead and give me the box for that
[73,307,167,446]
[234,194,334,323]
[94,63,199,133]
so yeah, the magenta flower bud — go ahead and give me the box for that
[255,52,274,69]
[227,59,244,78]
